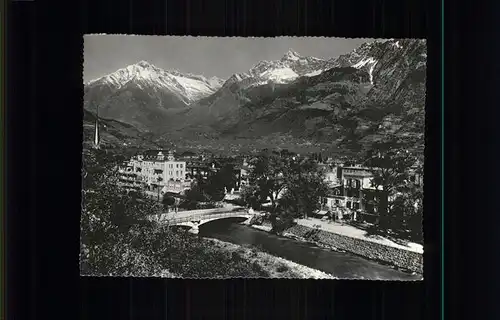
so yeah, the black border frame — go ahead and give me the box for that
[6,0,479,318]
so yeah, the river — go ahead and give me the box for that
[198,220,422,280]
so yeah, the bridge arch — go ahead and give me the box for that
[169,213,256,234]
[148,209,262,234]
[197,215,252,227]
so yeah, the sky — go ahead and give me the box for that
[83,36,371,82]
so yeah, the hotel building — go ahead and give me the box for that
[119,150,189,196]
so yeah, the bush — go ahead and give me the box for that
[162,194,176,210]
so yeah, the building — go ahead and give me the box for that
[318,165,388,223]
[132,150,186,184]
[185,160,218,182]
[319,165,345,209]
[117,162,142,192]
[341,166,375,210]
[177,151,199,161]
[120,150,189,196]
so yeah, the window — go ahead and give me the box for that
[169,171,172,175]
[176,164,179,168]
[355,180,361,189]
[176,171,179,176]
[335,200,340,205]
[353,202,360,210]
[346,202,351,209]
[180,164,183,168]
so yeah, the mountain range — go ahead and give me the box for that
[83,39,426,155]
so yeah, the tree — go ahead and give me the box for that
[81,150,162,275]
[387,161,424,241]
[217,163,238,191]
[179,185,208,209]
[244,154,328,234]
[406,184,423,242]
[280,159,329,220]
[162,194,176,211]
[247,154,292,213]
[363,139,421,231]
[202,163,236,202]
[240,185,263,210]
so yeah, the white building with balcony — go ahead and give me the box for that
[121,150,189,196]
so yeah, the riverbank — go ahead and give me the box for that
[205,238,335,279]
[250,221,423,276]
[251,224,348,253]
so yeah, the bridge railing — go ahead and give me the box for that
[148,206,245,222]
[155,210,250,225]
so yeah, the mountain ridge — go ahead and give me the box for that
[84,61,225,131]
[83,39,426,154]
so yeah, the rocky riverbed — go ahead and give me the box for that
[205,238,335,279]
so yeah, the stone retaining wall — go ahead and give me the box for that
[285,224,423,274]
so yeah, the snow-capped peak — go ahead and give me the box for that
[352,57,377,69]
[136,60,154,68]
[221,49,332,89]
[352,57,378,85]
[85,61,224,104]
[281,49,301,61]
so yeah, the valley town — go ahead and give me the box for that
[82,143,423,280]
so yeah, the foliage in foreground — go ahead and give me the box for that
[363,138,424,242]
[80,148,268,277]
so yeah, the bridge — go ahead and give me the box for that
[146,207,262,234]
